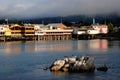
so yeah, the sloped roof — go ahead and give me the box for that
[60,23,67,29]
[47,23,67,29]
[9,24,22,28]
[47,23,60,27]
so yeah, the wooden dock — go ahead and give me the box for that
[0,34,72,42]
[35,34,72,41]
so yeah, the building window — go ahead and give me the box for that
[0,32,4,35]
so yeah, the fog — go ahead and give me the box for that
[0,0,120,19]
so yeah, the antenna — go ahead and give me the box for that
[5,18,8,25]
[42,20,44,24]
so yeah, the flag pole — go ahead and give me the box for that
[5,19,8,25]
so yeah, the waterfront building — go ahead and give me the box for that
[0,25,6,41]
[3,24,24,41]
[73,28,100,35]
[46,23,68,29]
[72,26,100,39]
[87,29,100,34]
[4,25,11,39]
[73,26,88,35]
[34,24,45,30]
[23,24,35,40]
[91,24,108,34]
[35,23,73,40]
[0,25,6,36]
[7,24,23,37]
[75,24,108,35]
[3,24,35,41]
[73,28,86,35]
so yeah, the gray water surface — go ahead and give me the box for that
[0,39,120,80]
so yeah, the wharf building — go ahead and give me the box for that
[72,24,108,39]
[0,24,35,41]
[34,23,73,40]
[0,23,73,41]
[0,23,108,41]
[0,25,6,41]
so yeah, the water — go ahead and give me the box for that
[0,39,120,80]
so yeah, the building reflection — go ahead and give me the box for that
[4,39,108,54]
[89,39,108,51]
[4,41,73,54]
[23,41,35,53]
[5,41,35,54]
[77,39,108,52]
[5,41,22,54]
[35,41,73,52]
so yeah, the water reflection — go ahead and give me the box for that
[108,40,120,48]
[35,41,73,52]
[5,41,22,54]
[0,39,109,54]
[52,71,68,77]
[77,39,108,52]
[0,39,120,80]
[89,39,108,51]
[4,41,35,54]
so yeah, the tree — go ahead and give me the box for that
[107,23,114,33]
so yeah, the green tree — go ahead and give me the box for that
[107,23,114,32]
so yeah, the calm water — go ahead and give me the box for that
[0,39,120,80]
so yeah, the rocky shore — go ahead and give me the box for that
[49,56,95,72]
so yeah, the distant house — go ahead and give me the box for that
[34,24,45,30]
[91,24,108,34]
[7,24,23,37]
[0,25,6,36]
[23,24,35,37]
[73,27,87,35]
[87,29,100,34]
[73,29,86,35]
[35,23,73,36]
[4,24,35,38]
[73,28,100,35]
[77,30,86,35]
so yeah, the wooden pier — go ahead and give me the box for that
[0,34,72,42]
[72,34,98,40]
[0,36,6,42]
[35,34,72,41]
[0,34,102,42]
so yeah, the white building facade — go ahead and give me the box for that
[0,25,6,36]
[91,24,108,34]
[87,29,100,34]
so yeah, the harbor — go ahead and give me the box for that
[0,39,120,80]
[0,22,110,42]
[0,0,120,80]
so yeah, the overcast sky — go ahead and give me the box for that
[0,0,120,19]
